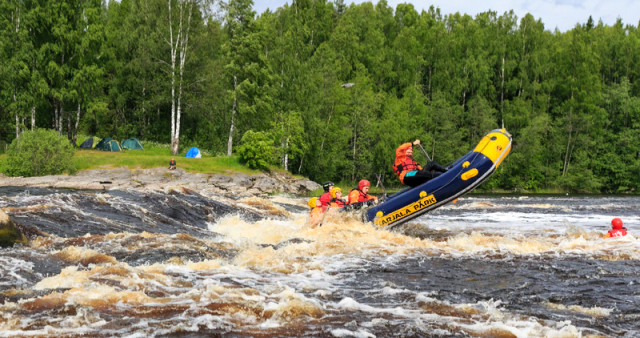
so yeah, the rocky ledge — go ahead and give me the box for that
[0,168,321,197]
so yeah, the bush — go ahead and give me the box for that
[3,129,75,177]
[236,130,276,170]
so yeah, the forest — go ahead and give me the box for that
[1,0,639,193]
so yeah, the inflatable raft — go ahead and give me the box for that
[364,128,512,229]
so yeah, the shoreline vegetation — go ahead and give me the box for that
[2,146,633,197]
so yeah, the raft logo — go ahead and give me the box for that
[375,194,437,227]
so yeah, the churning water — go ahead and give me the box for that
[1,187,638,337]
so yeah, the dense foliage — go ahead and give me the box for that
[237,130,276,170]
[1,0,639,192]
[3,129,75,177]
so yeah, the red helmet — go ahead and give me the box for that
[358,179,371,190]
[611,218,623,229]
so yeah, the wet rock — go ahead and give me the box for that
[296,179,321,193]
[0,167,320,197]
[252,175,281,193]
[231,173,253,188]
[0,210,27,247]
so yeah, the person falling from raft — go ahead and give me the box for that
[348,179,378,209]
[307,197,324,228]
[604,217,628,238]
[393,139,448,187]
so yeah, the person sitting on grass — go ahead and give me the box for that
[169,158,177,170]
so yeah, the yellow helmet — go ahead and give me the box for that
[330,187,342,199]
[308,197,319,209]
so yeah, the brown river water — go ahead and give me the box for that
[1,187,639,337]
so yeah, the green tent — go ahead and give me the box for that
[95,138,121,152]
[79,136,98,148]
[122,138,144,150]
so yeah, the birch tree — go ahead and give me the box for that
[167,0,192,154]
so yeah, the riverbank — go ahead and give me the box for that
[0,167,321,197]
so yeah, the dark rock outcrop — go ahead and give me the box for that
[0,210,27,247]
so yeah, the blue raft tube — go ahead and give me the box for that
[364,128,512,230]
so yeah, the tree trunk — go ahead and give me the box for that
[500,55,505,128]
[169,0,193,156]
[352,129,357,181]
[320,104,334,153]
[59,103,65,134]
[67,104,72,141]
[283,136,289,171]
[73,101,81,146]
[169,0,178,154]
[31,106,35,130]
[562,108,574,177]
[14,93,19,138]
[54,103,59,131]
[227,75,237,156]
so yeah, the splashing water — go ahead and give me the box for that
[1,188,639,336]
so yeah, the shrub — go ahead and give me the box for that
[3,129,75,177]
[236,130,276,170]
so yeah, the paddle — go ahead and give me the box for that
[416,142,432,162]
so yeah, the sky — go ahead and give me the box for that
[252,0,640,32]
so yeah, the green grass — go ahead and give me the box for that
[0,139,260,175]
[72,148,259,174]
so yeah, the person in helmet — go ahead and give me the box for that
[393,139,447,187]
[329,187,347,208]
[604,217,628,238]
[348,179,378,205]
[307,197,324,228]
[319,181,334,207]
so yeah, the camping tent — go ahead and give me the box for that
[185,147,201,158]
[79,137,97,149]
[121,138,144,150]
[95,138,121,152]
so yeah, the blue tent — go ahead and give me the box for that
[185,147,201,158]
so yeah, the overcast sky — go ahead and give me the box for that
[252,0,640,32]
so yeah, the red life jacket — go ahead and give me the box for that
[330,199,346,208]
[319,192,332,206]
[348,189,376,204]
[393,157,420,177]
[393,143,422,183]
[608,228,627,237]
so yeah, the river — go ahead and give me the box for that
[1,187,638,337]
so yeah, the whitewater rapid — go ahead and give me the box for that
[1,189,638,337]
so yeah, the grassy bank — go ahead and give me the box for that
[71,149,260,175]
[0,142,261,176]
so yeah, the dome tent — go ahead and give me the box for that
[122,138,144,150]
[79,137,97,148]
[185,147,201,158]
[95,138,121,152]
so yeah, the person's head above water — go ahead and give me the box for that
[330,187,342,199]
[308,197,319,209]
[358,179,370,193]
[322,181,334,192]
[611,217,624,229]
